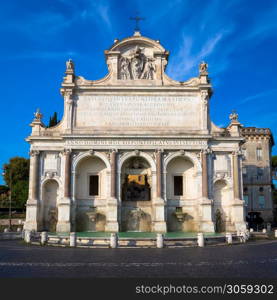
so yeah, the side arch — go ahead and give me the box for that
[72,151,111,172]
[164,151,201,174]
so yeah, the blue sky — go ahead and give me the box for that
[0,0,277,184]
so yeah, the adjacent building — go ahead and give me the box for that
[241,127,275,223]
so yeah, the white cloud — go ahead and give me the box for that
[239,89,277,105]
[167,31,225,80]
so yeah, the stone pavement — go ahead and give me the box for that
[0,240,277,278]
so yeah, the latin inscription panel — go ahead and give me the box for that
[75,95,201,128]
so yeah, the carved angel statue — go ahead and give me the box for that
[119,57,131,79]
[199,61,208,74]
[229,110,239,122]
[142,58,156,80]
[33,108,43,121]
[66,58,74,72]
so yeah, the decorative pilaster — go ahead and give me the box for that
[201,149,208,199]
[153,149,166,233]
[56,149,72,232]
[231,150,247,231]
[200,90,209,132]
[63,91,74,131]
[232,151,240,200]
[156,149,162,199]
[110,149,117,198]
[24,150,40,231]
[64,149,71,199]
[199,148,215,232]
[105,149,119,232]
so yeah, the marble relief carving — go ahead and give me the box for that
[118,47,156,80]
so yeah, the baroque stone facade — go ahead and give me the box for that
[24,32,248,233]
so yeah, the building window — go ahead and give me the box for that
[243,195,249,205]
[258,195,265,208]
[256,148,262,161]
[174,176,183,196]
[257,168,263,177]
[89,175,99,196]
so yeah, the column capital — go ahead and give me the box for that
[155,148,164,153]
[62,148,72,156]
[110,148,118,153]
[61,89,74,98]
[232,150,243,156]
[201,147,212,155]
[29,150,40,157]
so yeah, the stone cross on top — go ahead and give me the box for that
[130,14,145,32]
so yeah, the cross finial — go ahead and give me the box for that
[130,13,145,32]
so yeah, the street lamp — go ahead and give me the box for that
[2,169,12,231]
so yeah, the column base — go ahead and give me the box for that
[152,221,167,233]
[23,221,39,232]
[105,221,119,232]
[199,221,215,233]
[24,198,39,231]
[56,221,71,233]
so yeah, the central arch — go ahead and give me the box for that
[119,152,155,232]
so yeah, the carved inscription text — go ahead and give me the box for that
[75,95,200,128]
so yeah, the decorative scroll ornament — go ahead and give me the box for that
[179,149,185,156]
[200,90,209,105]
[45,171,57,179]
[88,149,94,156]
[134,149,140,156]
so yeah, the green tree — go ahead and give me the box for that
[0,185,9,195]
[48,112,58,127]
[2,157,30,209]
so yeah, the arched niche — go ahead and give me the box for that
[213,179,231,232]
[42,179,59,232]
